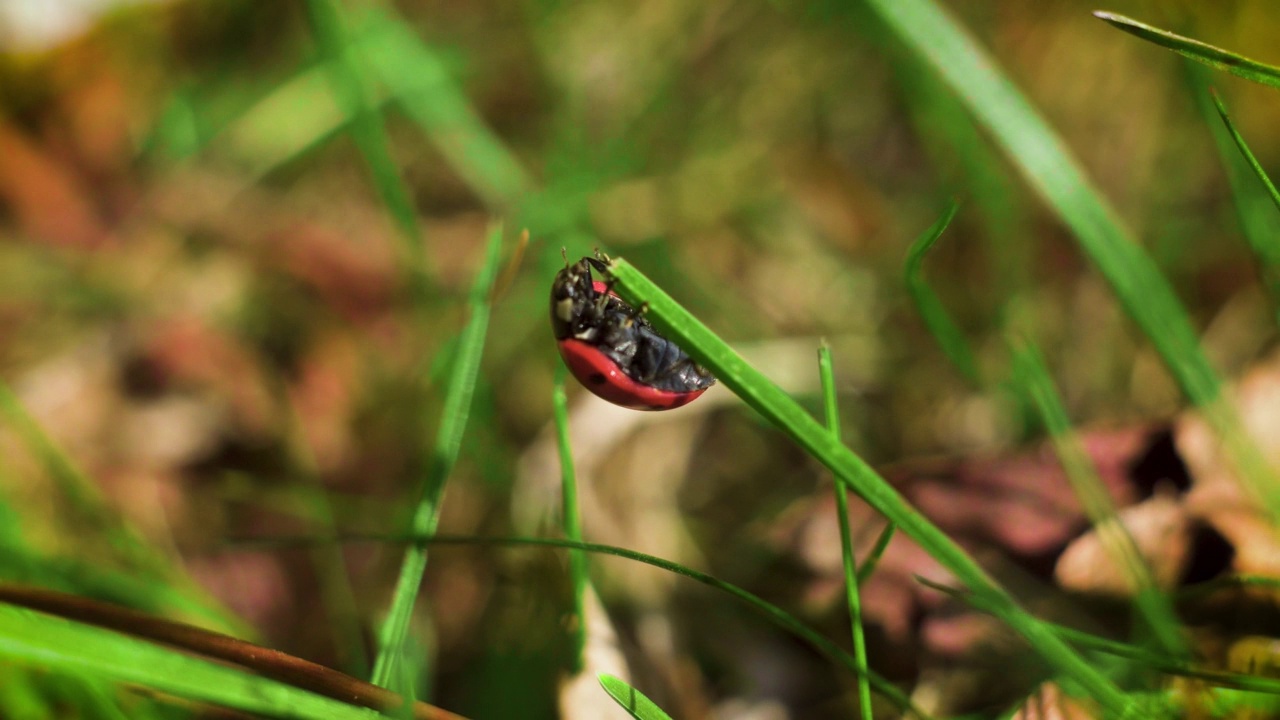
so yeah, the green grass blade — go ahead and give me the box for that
[207,68,346,181]
[1208,91,1280,246]
[246,530,929,717]
[355,9,533,209]
[904,201,978,385]
[1178,573,1280,601]
[1049,622,1280,695]
[818,345,873,720]
[866,0,1280,526]
[553,371,588,673]
[1008,338,1186,657]
[370,223,503,688]
[413,534,926,718]
[1187,71,1280,324]
[0,383,247,637]
[1208,91,1280,323]
[1094,12,1280,90]
[604,259,1135,716]
[0,604,376,719]
[855,522,896,587]
[598,674,673,720]
[305,0,428,286]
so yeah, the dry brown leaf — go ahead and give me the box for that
[0,120,110,248]
[1008,683,1098,720]
[1177,348,1280,576]
[1054,489,1190,596]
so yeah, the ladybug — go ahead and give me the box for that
[551,253,715,410]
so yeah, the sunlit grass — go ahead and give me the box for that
[370,223,503,690]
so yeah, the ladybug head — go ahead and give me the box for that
[550,255,612,341]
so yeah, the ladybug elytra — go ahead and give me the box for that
[551,253,715,410]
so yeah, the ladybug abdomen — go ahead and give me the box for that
[557,338,708,411]
[550,253,715,410]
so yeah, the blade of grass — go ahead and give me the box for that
[855,522,896,587]
[370,223,503,688]
[305,0,429,290]
[1093,12,1280,90]
[0,383,248,637]
[919,575,1280,696]
[1051,623,1280,695]
[1177,573,1280,601]
[196,63,354,188]
[257,532,929,719]
[553,370,588,673]
[0,584,463,719]
[899,62,1030,301]
[1182,63,1280,322]
[277,390,370,678]
[1208,90,1280,242]
[355,8,533,210]
[1207,90,1280,324]
[0,603,377,720]
[866,0,1280,526]
[904,201,978,385]
[604,258,1135,716]
[818,345,873,720]
[598,674,673,720]
[1008,338,1186,657]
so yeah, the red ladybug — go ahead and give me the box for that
[551,253,715,410]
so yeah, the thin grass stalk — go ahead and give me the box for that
[370,224,503,688]
[818,345,873,720]
[1009,339,1186,657]
[553,373,588,672]
[304,0,428,292]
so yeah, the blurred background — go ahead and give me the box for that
[1,0,1278,717]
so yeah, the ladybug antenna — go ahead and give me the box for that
[560,247,569,267]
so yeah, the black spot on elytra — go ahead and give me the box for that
[588,373,607,385]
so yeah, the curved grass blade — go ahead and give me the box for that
[355,8,533,209]
[1008,338,1185,658]
[855,523,896,587]
[1209,92,1280,305]
[1050,623,1280,695]
[1187,72,1280,323]
[604,259,1134,716]
[1094,12,1280,90]
[903,201,978,385]
[866,0,1280,533]
[0,383,247,637]
[342,533,926,718]
[1209,91,1280,240]
[370,223,504,688]
[553,371,588,673]
[922,576,1280,697]
[0,604,377,720]
[598,675,672,720]
[818,345,873,720]
[305,0,425,277]
[239,531,927,717]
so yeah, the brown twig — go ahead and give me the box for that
[0,583,468,720]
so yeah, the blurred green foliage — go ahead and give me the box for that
[0,0,1278,717]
